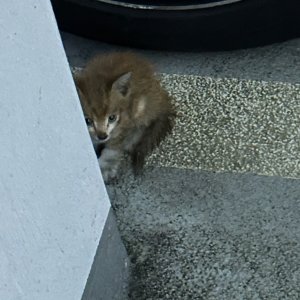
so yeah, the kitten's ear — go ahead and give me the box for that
[73,73,84,101]
[112,72,132,96]
[73,72,84,95]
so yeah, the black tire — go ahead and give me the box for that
[51,0,300,51]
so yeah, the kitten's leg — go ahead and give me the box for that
[123,128,144,152]
[99,148,122,183]
[123,128,145,174]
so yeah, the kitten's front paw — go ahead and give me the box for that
[101,168,118,184]
[98,148,121,184]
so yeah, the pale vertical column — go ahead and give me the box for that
[0,1,127,299]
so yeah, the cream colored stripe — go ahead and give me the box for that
[147,74,300,179]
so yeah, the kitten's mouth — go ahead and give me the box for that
[95,136,110,144]
[98,139,108,144]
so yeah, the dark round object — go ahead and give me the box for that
[51,0,300,51]
[85,117,93,126]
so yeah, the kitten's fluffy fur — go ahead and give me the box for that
[75,52,175,183]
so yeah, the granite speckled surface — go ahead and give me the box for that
[67,35,300,300]
[148,75,300,179]
[107,168,300,300]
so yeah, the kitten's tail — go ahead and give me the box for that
[131,110,175,174]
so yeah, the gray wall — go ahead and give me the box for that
[0,1,112,299]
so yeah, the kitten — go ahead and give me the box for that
[74,52,175,183]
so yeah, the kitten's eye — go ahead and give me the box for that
[85,117,93,127]
[108,115,117,123]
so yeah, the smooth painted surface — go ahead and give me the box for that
[62,32,300,84]
[0,1,110,299]
[82,209,129,300]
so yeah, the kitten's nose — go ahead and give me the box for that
[97,133,108,140]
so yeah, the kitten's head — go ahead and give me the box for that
[74,71,132,145]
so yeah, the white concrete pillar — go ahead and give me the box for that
[0,1,128,299]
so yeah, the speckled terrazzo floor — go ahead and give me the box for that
[64,34,300,300]
[148,75,300,178]
[107,168,300,300]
